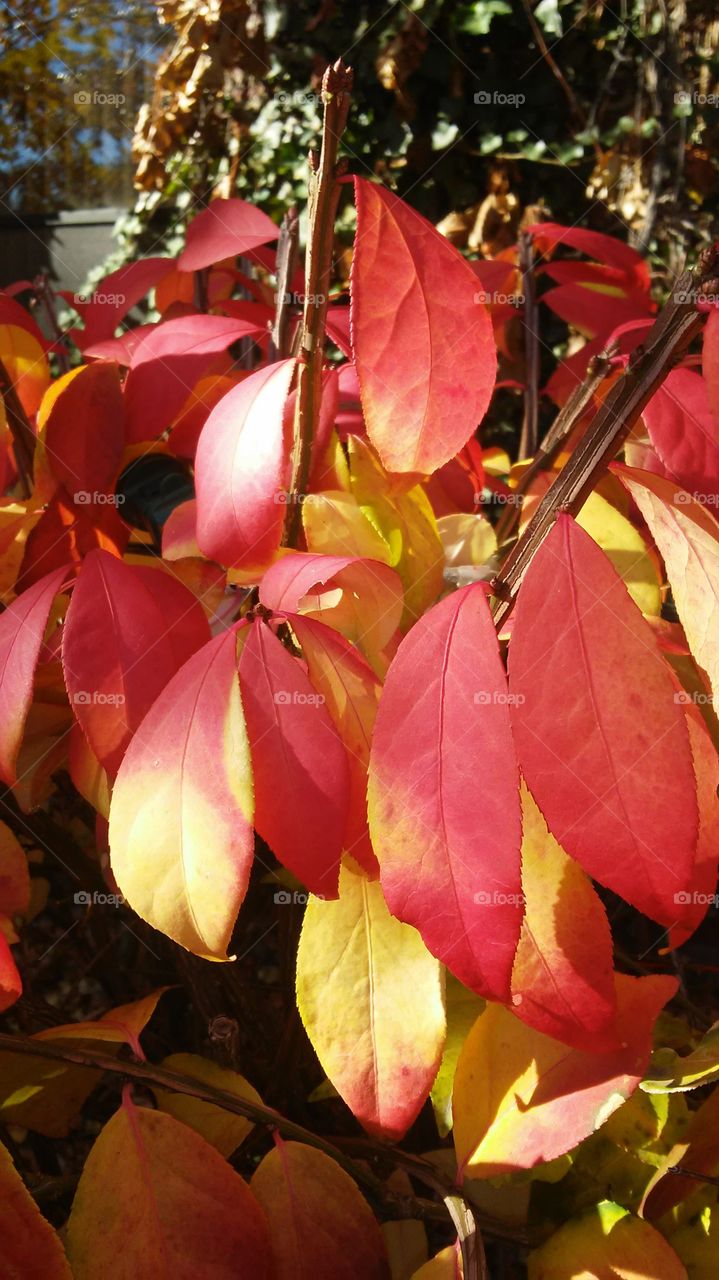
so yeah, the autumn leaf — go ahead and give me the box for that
[195,359,295,568]
[250,1138,390,1279]
[368,583,523,999]
[510,785,618,1053]
[0,1141,72,1278]
[508,515,699,926]
[63,550,211,776]
[65,1096,273,1279]
[179,197,278,271]
[37,362,125,500]
[109,628,254,958]
[453,973,677,1178]
[528,1200,687,1279]
[290,614,381,875]
[296,861,446,1140]
[152,1053,262,1157]
[0,564,68,785]
[351,178,496,475]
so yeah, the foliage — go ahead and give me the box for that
[0,70,718,1279]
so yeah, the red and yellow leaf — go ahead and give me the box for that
[368,584,523,999]
[109,628,254,958]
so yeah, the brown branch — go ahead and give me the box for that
[518,230,539,461]
[286,58,352,546]
[0,1030,506,1242]
[270,206,300,360]
[494,339,619,547]
[491,249,719,631]
[520,0,584,126]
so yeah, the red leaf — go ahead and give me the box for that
[63,551,210,777]
[367,584,523,999]
[527,221,650,288]
[290,615,381,875]
[0,566,68,785]
[508,515,699,925]
[351,178,496,474]
[642,367,719,502]
[541,283,653,339]
[122,315,265,441]
[0,931,22,1013]
[238,619,349,898]
[18,490,129,591]
[179,198,278,272]
[195,360,295,568]
[41,363,125,499]
[73,258,176,351]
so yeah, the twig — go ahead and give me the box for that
[270,206,300,360]
[495,339,619,546]
[491,247,719,631]
[668,1166,719,1188]
[0,1030,497,1239]
[518,230,539,461]
[286,58,352,545]
[520,0,584,126]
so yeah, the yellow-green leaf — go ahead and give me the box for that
[152,1052,262,1156]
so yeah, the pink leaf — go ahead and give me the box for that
[179,199,278,272]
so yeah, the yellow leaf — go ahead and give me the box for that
[528,1201,687,1279]
[296,861,446,1140]
[349,438,444,627]
[411,1244,463,1278]
[303,489,393,562]
[152,1053,262,1156]
[576,490,662,615]
[431,974,484,1137]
